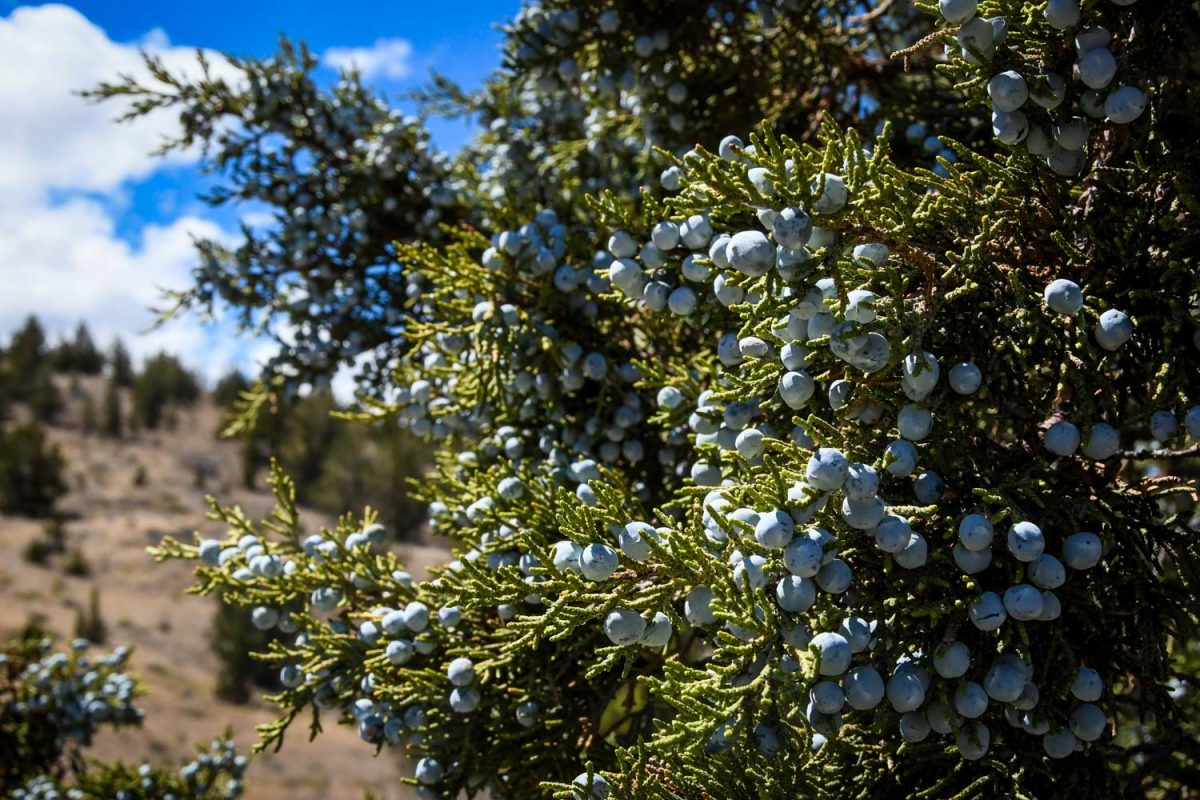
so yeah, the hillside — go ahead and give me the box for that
[0,374,445,799]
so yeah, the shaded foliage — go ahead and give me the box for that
[132,352,200,430]
[0,422,67,518]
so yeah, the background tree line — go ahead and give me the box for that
[0,315,428,541]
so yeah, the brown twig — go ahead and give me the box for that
[890,27,957,73]
[846,0,895,27]
[1121,445,1200,461]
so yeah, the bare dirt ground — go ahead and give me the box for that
[0,377,445,799]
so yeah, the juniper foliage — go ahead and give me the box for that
[0,636,247,798]
[90,2,1200,798]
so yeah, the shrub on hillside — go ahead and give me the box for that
[307,416,430,539]
[21,518,67,565]
[212,369,251,410]
[80,394,97,434]
[101,377,123,438]
[132,352,200,430]
[72,588,105,642]
[63,547,93,579]
[237,388,429,539]
[0,422,67,518]
[27,367,62,424]
[209,597,285,704]
[108,339,134,387]
[0,372,10,423]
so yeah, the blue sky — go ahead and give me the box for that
[32,1,514,149]
[0,1,517,389]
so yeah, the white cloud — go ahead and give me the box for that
[0,4,274,383]
[0,195,272,384]
[322,37,414,81]
[0,5,236,201]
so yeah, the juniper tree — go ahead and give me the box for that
[108,339,135,388]
[0,422,68,518]
[90,1,1200,798]
[210,596,285,705]
[5,315,48,391]
[0,635,247,798]
[228,385,430,535]
[212,369,251,410]
[51,323,105,375]
[130,352,200,430]
[101,377,124,439]
[28,368,63,425]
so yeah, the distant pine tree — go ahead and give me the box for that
[212,368,251,410]
[6,315,47,393]
[108,339,134,387]
[0,422,67,517]
[71,322,104,374]
[27,368,62,424]
[209,597,281,704]
[80,394,97,435]
[101,377,123,438]
[52,323,105,374]
[73,588,107,643]
[132,353,200,430]
[0,368,10,422]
